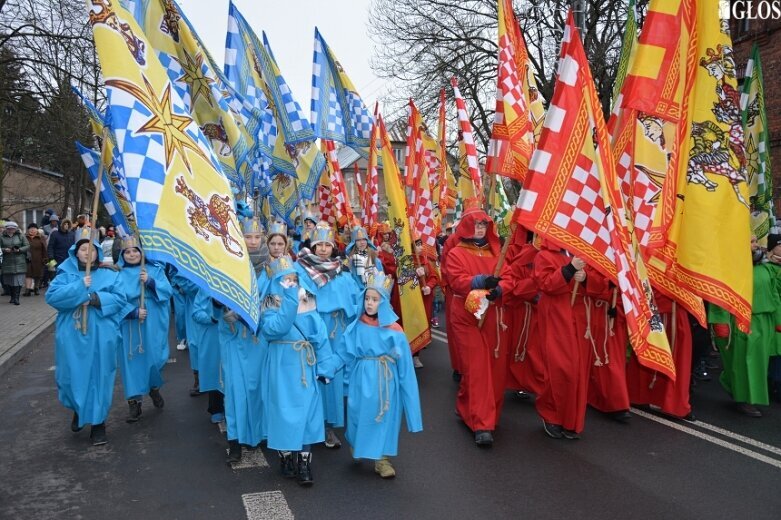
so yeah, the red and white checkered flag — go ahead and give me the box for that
[515,12,675,380]
[452,78,484,198]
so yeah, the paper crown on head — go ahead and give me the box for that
[310,221,335,246]
[242,217,264,235]
[268,256,294,277]
[268,220,288,237]
[74,226,93,243]
[120,235,141,251]
[461,196,484,217]
[303,209,319,224]
[377,222,391,235]
[351,226,369,242]
[365,272,394,299]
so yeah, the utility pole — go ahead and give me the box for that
[572,0,587,39]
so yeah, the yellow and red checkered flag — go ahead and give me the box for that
[608,0,705,325]
[516,12,674,379]
[452,78,484,199]
[621,0,751,331]
[486,0,534,182]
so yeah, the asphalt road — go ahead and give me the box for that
[1,325,779,520]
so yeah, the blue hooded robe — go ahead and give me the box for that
[45,240,129,428]
[116,253,173,399]
[294,262,359,428]
[168,266,187,344]
[172,274,200,372]
[342,280,423,459]
[218,305,265,447]
[260,266,340,451]
[191,289,222,393]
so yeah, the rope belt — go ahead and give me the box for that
[649,304,677,390]
[583,297,601,366]
[361,355,396,422]
[494,306,507,359]
[514,302,533,362]
[330,310,346,339]
[594,299,611,366]
[272,340,316,387]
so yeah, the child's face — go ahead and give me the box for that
[123,247,142,264]
[244,232,263,251]
[356,238,368,251]
[315,242,333,259]
[268,235,287,258]
[282,273,298,285]
[364,289,381,315]
[77,242,97,264]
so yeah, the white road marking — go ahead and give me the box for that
[242,491,294,520]
[47,366,55,371]
[166,358,177,364]
[431,330,447,342]
[226,448,269,470]
[631,407,781,470]
[675,414,781,458]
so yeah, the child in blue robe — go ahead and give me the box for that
[260,256,339,487]
[342,273,423,478]
[295,221,359,449]
[192,289,224,423]
[171,273,201,395]
[219,217,266,463]
[45,228,129,445]
[167,265,188,352]
[345,225,384,288]
[116,236,173,422]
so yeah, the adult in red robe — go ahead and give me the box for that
[533,241,591,439]
[413,236,440,325]
[503,227,544,396]
[626,290,693,419]
[583,266,631,421]
[441,232,462,379]
[444,203,509,447]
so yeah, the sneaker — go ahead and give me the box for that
[227,440,242,464]
[431,317,440,329]
[324,428,342,449]
[413,356,424,369]
[516,391,532,400]
[542,420,564,439]
[737,403,762,418]
[70,412,83,433]
[126,399,142,423]
[176,339,187,351]
[279,451,296,478]
[561,429,581,440]
[189,384,202,397]
[297,452,314,486]
[149,388,165,409]
[474,430,494,447]
[211,412,225,424]
[692,360,712,382]
[90,423,107,446]
[374,458,396,478]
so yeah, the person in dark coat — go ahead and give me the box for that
[24,223,49,296]
[1,221,30,305]
[47,219,75,276]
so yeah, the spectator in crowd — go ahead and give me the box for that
[1,221,30,305]
[24,223,48,296]
[41,209,53,229]
[47,218,75,275]
[43,214,60,236]
[101,228,116,267]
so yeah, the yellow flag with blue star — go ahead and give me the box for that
[88,0,260,328]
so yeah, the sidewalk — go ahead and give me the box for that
[0,288,57,378]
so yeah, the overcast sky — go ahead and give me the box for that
[176,0,386,116]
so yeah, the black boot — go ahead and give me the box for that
[149,388,165,409]
[279,451,296,478]
[12,286,21,305]
[296,452,313,486]
[70,412,83,433]
[227,440,242,464]
[90,423,107,446]
[126,399,142,423]
[23,288,31,297]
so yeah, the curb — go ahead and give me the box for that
[0,314,56,379]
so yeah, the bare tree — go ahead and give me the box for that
[369,0,646,155]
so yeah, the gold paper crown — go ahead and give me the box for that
[120,235,141,251]
[269,256,294,276]
[268,220,288,237]
[366,272,394,298]
[351,226,369,242]
[461,196,483,216]
[303,209,319,223]
[310,221,335,246]
[242,217,264,235]
[377,222,391,234]
[75,226,93,243]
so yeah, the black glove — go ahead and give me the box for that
[317,375,331,384]
[88,292,101,308]
[485,287,501,301]
[484,276,501,289]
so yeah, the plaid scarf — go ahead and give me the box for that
[298,253,342,288]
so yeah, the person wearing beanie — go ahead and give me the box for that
[45,227,129,445]
[1,221,30,305]
[23,223,48,297]
[345,225,384,288]
[116,236,173,423]
[710,234,781,417]
[295,221,357,449]
[341,273,422,478]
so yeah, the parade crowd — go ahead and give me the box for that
[6,199,778,487]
